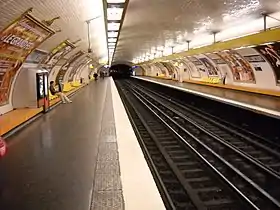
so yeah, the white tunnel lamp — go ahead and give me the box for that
[108,38,117,42]
[108,43,116,46]
[107,8,124,20]
[107,0,126,2]
[108,31,118,37]
[108,22,120,31]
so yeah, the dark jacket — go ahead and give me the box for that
[50,85,57,95]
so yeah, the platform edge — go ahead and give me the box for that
[110,78,166,210]
[132,76,280,119]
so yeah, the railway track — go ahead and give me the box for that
[115,80,280,210]
[124,80,280,209]
[130,80,280,174]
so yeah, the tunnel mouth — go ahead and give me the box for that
[109,64,132,79]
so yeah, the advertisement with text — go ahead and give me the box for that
[0,13,54,105]
[254,42,280,85]
[68,56,90,82]
[217,50,256,83]
[55,50,84,84]
[42,40,75,72]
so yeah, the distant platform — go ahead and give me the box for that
[132,76,280,119]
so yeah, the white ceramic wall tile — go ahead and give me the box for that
[114,0,280,63]
[0,0,107,61]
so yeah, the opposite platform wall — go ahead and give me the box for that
[141,43,280,92]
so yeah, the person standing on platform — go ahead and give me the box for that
[49,81,72,104]
[94,73,98,80]
[222,72,227,85]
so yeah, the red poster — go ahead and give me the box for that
[254,43,280,85]
[0,12,54,105]
[217,50,256,83]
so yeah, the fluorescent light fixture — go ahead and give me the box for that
[108,38,117,42]
[108,31,118,37]
[107,7,124,20]
[108,46,115,49]
[108,22,120,30]
[107,0,126,2]
[108,43,116,47]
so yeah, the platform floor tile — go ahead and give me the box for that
[91,81,124,210]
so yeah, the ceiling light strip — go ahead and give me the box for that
[108,0,130,63]
[105,1,127,64]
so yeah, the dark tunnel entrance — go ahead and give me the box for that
[109,64,132,79]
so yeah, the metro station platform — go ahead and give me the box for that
[0,83,86,137]
[133,76,280,119]
[0,78,165,210]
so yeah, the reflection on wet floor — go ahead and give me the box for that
[0,80,108,210]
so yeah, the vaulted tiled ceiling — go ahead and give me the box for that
[2,0,280,65]
[113,0,280,64]
[0,0,107,62]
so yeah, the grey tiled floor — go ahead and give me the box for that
[0,78,124,210]
[91,81,124,210]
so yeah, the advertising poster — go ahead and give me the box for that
[254,43,280,84]
[67,54,87,82]
[237,47,267,73]
[168,60,180,74]
[42,39,75,72]
[144,64,153,75]
[68,56,90,82]
[0,12,54,105]
[55,50,84,84]
[160,62,174,76]
[185,56,202,78]
[206,53,230,76]
[75,59,92,80]
[217,50,256,83]
[152,63,163,76]
[26,49,48,64]
[196,54,220,77]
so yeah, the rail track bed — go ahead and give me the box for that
[115,79,280,210]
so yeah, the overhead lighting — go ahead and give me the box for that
[108,31,118,37]
[108,46,115,49]
[107,0,126,2]
[107,7,124,21]
[108,43,116,46]
[108,22,120,30]
[108,38,117,42]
